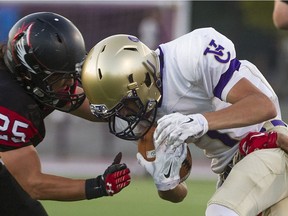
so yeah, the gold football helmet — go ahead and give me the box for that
[82,34,161,140]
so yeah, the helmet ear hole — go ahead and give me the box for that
[128,74,134,83]
[54,33,62,43]
[124,47,138,52]
[144,72,152,87]
[101,45,106,53]
[98,69,103,79]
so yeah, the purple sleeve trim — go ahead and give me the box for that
[207,130,239,147]
[213,58,241,99]
[260,120,287,132]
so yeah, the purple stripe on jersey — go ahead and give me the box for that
[207,130,239,147]
[213,58,241,99]
[260,119,287,132]
[157,46,164,107]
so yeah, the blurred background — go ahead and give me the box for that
[1,0,287,181]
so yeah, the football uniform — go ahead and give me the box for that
[0,63,53,215]
[0,67,51,152]
[156,27,287,215]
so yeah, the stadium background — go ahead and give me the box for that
[0,1,288,210]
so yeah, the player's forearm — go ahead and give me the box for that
[25,174,86,201]
[157,182,188,203]
[25,155,130,201]
[204,93,276,130]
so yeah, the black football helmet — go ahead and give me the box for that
[4,12,86,112]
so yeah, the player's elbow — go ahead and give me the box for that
[159,193,187,203]
[28,189,42,200]
[158,190,187,203]
[20,177,45,200]
[265,102,277,120]
[273,13,288,29]
[257,94,277,121]
[23,184,41,200]
[157,183,188,203]
[273,19,288,29]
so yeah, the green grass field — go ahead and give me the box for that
[41,178,216,216]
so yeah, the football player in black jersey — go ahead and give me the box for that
[0,12,130,215]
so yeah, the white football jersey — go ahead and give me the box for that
[156,27,281,174]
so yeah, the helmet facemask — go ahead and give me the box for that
[91,90,158,140]
[32,69,86,112]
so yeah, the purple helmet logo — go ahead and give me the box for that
[128,36,139,42]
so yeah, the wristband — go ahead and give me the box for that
[85,176,107,200]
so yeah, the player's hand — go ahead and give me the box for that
[85,152,131,199]
[154,113,208,148]
[239,132,278,156]
[137,142,187,191]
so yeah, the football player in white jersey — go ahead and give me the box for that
[81,28,288,216]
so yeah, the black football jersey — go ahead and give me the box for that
[0,66,54,151]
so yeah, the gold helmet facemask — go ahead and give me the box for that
[82,34,161,140]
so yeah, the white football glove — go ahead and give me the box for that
[154,113,208,149]
[137,142,188,191]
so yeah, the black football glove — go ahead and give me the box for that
[85,152,131,199]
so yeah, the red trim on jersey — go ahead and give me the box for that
[0,106,40,148]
